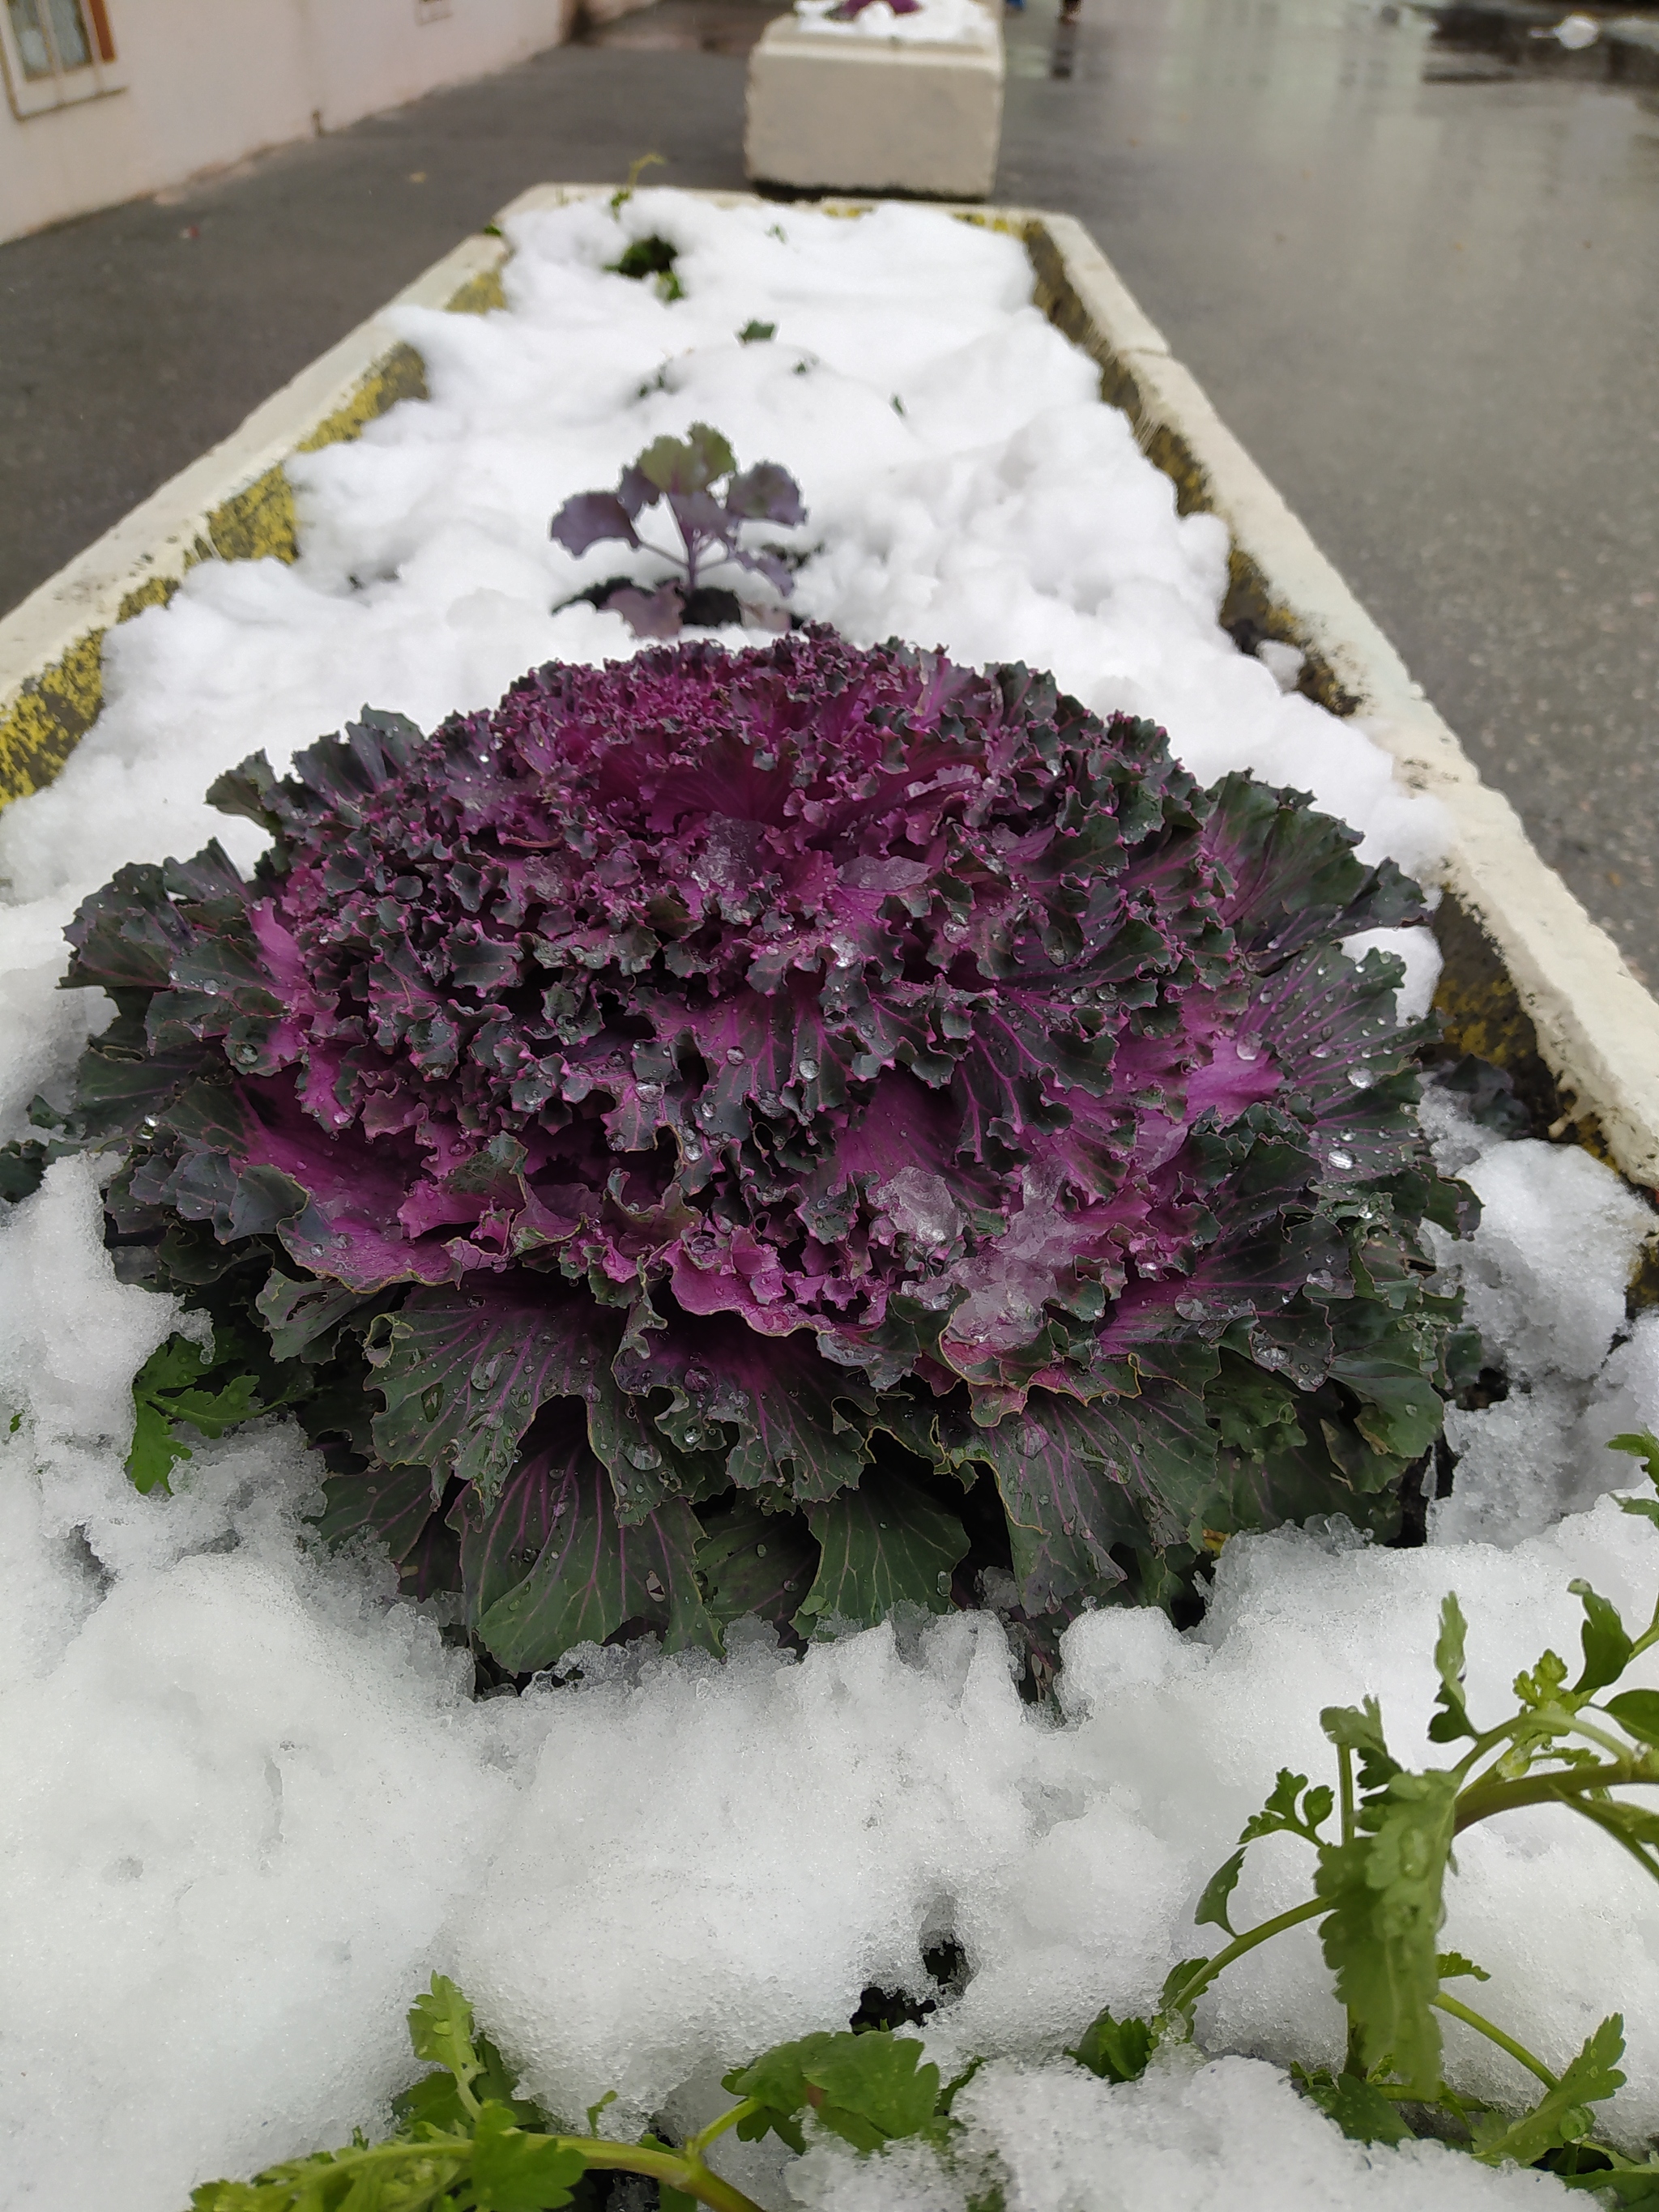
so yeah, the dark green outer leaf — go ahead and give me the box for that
[622,1313,876,1506]
[695,1497,818,1629]
[951,1375,1215,1614]
[315,1463,441,1566]
[795,1468,967,1634]
[368,1289,608,1502]
[472,1442,717,1672]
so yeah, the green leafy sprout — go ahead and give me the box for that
[1066,1426,1659,2194]
[191,1434,1659,2207]
[190,1976,952,2212]
[126,1324,311,1496]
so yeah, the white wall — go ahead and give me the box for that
[0,0,624,244]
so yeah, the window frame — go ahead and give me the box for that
[1,0,126,121]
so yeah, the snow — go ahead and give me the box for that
[1420,1087,1657,1547]
[0,191,1653,2210]
[792,2058,1572,2212]
[790,0,1000,46]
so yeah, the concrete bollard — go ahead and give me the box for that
[744,10,1005,200]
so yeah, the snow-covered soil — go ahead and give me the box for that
[0,192,1655,2211]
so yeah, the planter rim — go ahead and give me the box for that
[2,181,1655,1195]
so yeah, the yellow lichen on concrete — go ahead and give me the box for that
[206,464,301,565]
[0,337,441,815]
[294,341,429,455]
[0,629,106,806]
[445,266,507,315]
[116,570,187,624]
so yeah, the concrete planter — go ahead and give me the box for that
[3,183,1656,1196]
[744,14,1004,199]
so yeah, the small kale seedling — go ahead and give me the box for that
[549,423,804,638]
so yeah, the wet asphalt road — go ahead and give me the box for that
[1,0,1655,976]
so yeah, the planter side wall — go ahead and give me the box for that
[4,182,1655,1203]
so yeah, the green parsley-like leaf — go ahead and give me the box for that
[1241,1770,1309,1843]
[126,1331,268,1494]
[1316,1770,1460,2095]
[1436,1951,1491,1983]
[1069,2008,1155,2083]
[408,1973,484,2091]
[1157,1956,1213,2027]
[1514,1647,1572,1711]
[1239,1769,1333,1846]
[471,2100,588,2210]
[1297,2067,1417,2146]
[1609,1432,1659,1485]
[1320,1698,1401,1793]
[1194,1849,1246,1937]
[1473,2016,1625,2169]
[394,2027,542,2134]
[1427,1592,1476,1743]
[127,1393,190,1495]
[1571,1579,1633,1698]
[1553,2160,1659,2201]
[724,2029,940,2154]
[1604,1690,1659,1750]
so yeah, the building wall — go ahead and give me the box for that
[0,0,618,244]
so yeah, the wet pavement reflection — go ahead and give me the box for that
[996,0,1659,977]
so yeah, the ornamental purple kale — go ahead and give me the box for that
[60,630,1473,1669]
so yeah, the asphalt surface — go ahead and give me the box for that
[2,0,1656,976]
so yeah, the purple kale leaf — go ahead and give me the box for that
[60,630,1473,1670]
[549,424,807,639]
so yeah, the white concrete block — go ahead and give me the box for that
[744,11,1005,200]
